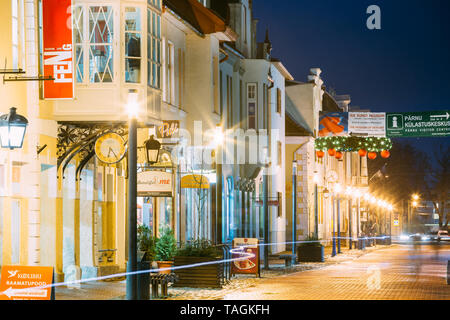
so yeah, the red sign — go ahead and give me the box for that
[0,265,54,300]
[42,0,74,99]
[231,238,260,277]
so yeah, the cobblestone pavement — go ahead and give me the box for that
[54,244,449,300]
[219,244,450,300]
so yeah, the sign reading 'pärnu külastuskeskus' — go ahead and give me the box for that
[386,111,450,137]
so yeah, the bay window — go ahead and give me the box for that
[74,5,114,84]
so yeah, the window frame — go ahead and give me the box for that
[124,6,144,84]
[12,0,25,70]
[247,83,258,130]
[73,3,118,86]
[147,2,162,90]
[276,87,282,114]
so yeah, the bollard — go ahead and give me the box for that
[137,261,150,300]
[447,261,449,285]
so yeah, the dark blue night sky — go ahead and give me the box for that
[253,0,450,158]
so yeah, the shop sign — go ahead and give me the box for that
[42,0,74,99]
[137,171,173,197]
[0,265,54,300]
[231,238,260,277]
[156,120,180,139]
[349,112,386,137]
[319,112,348,137]
[181,174,210,189]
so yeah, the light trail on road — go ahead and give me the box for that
[3,237,447,298]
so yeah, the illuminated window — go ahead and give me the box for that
[125,7,142,83]
[147,1,162,89]
[11,0,25,70]
[73,5,115,83]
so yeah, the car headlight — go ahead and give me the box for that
[421,236,430,241]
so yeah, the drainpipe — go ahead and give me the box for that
[219,48,229,64]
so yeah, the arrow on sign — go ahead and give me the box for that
[2,287,47,299]
[430,112,449,120]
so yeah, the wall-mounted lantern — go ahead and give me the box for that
[0,107,28,150]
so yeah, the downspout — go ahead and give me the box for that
[219,47,229,64]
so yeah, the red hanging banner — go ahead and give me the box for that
[42,0,74,99]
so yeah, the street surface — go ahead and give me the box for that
[53,244,449,300]
[223,244,450,300]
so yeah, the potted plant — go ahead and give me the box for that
[155,226,177,274]
[173,239,224,288]
[297,234,325,262]
[137,224,156,262]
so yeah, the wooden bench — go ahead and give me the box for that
[279,254,297,267]
[150,273,178,299]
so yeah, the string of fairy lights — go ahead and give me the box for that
[315,136,393,160]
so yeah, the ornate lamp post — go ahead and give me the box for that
[0,107,28,150]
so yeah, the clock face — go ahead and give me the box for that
[95,133,126,164]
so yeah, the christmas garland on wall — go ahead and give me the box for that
[315,136,393,160]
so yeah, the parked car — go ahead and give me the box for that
[435,230,450,242]
[409,233,423,242]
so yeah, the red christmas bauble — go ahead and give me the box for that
[316,150,325,158]
[328,148,336,157]
[358,149,367,157]
[368,152,377,160]
[335,151,343,160]
[380,150,390,159]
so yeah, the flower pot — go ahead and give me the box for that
[297,245,325,262]
[156,261,174,274]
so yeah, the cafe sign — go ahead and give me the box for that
[231,238,260,277]
[156,120,180,139]
[137,171,173,197]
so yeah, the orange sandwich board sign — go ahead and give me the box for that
[0,265,55,300]
[231,238,260,278]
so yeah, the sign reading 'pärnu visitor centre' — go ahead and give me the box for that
[386,111,450,137]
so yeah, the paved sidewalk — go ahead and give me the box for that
[221,244,450,300]
[54,244,387,300]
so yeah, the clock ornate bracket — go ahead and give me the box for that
[57,122,128,180]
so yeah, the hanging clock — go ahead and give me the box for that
[95,132,127,164]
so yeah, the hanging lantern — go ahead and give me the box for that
[316,150,325,158]
[328,148,336,157]
[380,150,390,159]
[335,151,343,160]
[368,152,377,160]
[0,107,28,150]
[358,149,367,157]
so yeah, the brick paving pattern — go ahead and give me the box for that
[54,244,450,300]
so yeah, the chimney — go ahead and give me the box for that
[307,68,323,86]
[334,95,351,112]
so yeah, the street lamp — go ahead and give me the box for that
[335,183,342,254]
[126,89,139,300]
[145,135,161,165]
[0,107,28,150]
